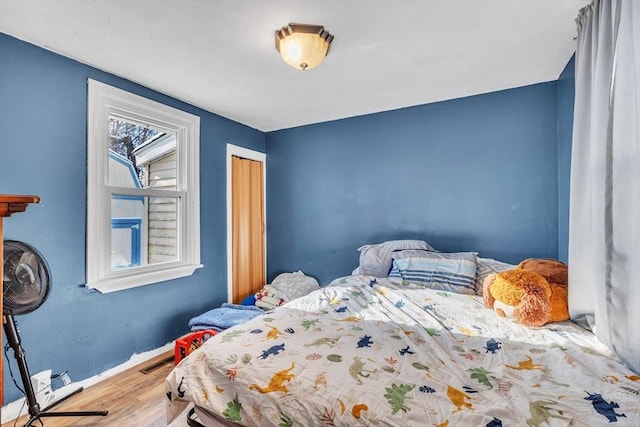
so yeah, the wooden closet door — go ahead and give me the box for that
[231,156,265,303]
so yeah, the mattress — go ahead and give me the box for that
[166,275,640,426]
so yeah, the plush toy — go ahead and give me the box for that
[482,258,569,327]
[516,258,569,323]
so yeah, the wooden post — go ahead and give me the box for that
[0,195,40,405]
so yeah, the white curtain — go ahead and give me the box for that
[569,0,640,373]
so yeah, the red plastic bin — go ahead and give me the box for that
[174,329,218,365]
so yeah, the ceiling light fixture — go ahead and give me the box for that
[275,23,334,71]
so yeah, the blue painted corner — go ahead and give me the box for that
[266,83,561,284]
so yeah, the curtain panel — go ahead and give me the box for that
[569,0,640,373]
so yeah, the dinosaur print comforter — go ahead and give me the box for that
[166,275,640,426]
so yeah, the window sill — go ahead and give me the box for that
[86,263,203,293]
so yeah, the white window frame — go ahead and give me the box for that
[87,79,201,293]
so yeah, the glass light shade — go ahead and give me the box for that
[276,24,334,71]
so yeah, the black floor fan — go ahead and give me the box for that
[3,240,108,426]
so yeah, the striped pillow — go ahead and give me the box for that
[389,251,477,295]
[357,240,435,278]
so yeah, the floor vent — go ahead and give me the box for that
[140,355,174,374]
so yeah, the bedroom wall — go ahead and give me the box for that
[0,34,265,404]
[557,55,576,263]
[266,83,560,284]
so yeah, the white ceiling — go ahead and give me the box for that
[0,0,588,132]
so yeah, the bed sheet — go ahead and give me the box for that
[166,275,639,426]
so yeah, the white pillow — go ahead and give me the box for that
[270,271,320,301]
[357,240,436,277]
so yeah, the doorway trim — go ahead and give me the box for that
[226,144,267,303]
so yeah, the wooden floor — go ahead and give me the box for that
[2,352,189,427]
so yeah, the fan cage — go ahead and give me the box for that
[3,240,51,315]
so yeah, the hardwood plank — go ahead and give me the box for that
[2,351,188,427]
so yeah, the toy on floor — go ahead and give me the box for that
[174,329,218,365]
[482,258,569,327]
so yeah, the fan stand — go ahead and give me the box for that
[3,315,109,427]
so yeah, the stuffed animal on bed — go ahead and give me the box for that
[516,258,569,323]
[482,258,569,327]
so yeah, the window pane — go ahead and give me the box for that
[147,196,178,264]
[111,222,138,268]
[108,116,177,189]
[111,195,179,271]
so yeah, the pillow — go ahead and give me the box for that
[270,271,320,300]
[390,249,437,258]
[474,257,515,296]
[357,240,436,278]
[388,251,477,295]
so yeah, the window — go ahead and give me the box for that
[87,80,201,293]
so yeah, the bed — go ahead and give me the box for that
[166,274,640,426]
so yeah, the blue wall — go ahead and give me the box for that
[266,83,560,284]
[557,55,576,263]
[0,34,265,403]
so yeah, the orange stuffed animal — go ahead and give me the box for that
[483,258,569,327]
[516,258,569,323]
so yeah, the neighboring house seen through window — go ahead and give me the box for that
[87,80,201,293]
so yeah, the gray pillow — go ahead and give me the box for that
[474,257,515,296]
[357,240,436,277]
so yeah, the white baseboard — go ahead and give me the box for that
[1,341,174,423]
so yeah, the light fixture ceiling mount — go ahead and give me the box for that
[275,23,334,71]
